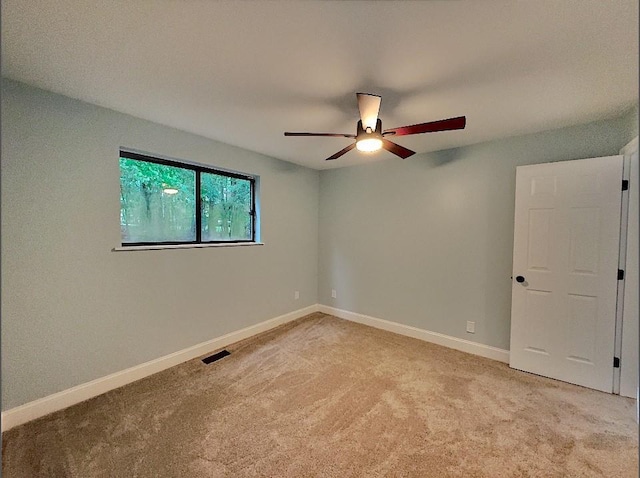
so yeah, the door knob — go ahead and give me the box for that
[515,275,525,283]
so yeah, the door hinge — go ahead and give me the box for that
[622,179,629,191]
[618,269,625,280]
[614,357,620,368]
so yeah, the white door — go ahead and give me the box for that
[510,156,624,392]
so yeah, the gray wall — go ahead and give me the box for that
[1,79,319,410]
[621,104,639,145]
[318,114,635,350]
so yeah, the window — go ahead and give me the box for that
[119,151,256,246]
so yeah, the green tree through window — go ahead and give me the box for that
[119,151,255,245]
[201,172,252,241]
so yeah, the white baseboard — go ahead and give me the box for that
[319,305,510,364]
[1,304,319,433]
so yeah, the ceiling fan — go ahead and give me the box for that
[284,93,466,161]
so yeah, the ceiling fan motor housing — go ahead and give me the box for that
[356,118,383,141]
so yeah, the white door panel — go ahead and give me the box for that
[510,156,623,392]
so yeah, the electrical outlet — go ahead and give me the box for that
[331,289,337,299]
[466,321,475,333]
[294,290,300,300]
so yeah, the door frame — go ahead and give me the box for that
[617,136,639,399]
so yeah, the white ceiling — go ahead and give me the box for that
[2,1,638,170]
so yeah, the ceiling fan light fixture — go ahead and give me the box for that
[355,118,383,153]
[356,137,383,152]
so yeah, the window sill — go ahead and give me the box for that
[112,242,264,252]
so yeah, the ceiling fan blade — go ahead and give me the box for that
[284,132,356,138]
[381,138,415,159]
[356,93,381,131]
[383,116,466,137]
[326,143,356,161]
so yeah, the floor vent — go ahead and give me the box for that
[202,350,231,364]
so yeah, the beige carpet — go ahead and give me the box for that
[2,313,637,477]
